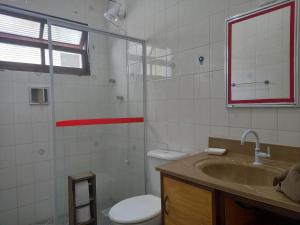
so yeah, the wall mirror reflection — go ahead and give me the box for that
[226,0,299,107]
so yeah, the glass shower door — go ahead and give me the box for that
[48,23,145,225]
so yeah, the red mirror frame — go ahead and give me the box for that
[226,0,298,107]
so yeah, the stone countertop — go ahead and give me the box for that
[157,151,300,214]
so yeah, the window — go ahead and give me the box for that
[0,43,41,64]
[0,10,90,75]
[45,49,83,68]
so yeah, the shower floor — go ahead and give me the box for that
[55,208,112,225]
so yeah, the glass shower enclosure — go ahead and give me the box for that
[0,4,146,225]
[49,20,146,225]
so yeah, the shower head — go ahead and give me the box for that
[104,1,125,23]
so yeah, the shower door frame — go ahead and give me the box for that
[0,4,147,225]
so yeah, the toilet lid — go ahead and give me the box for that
[109,195,161,224]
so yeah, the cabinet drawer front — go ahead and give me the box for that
[163,176,213,225]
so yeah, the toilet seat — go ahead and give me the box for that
[109,195,161,224]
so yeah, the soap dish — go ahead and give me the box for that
[204,148,227,156]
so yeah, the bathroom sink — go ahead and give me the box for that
[198,162,278,186]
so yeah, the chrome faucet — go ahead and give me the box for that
[240,129,271,165]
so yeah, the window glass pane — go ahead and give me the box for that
[45,50,82,68]
[0,13,40,38]
[44,25,82,45]
[0,43,41,64]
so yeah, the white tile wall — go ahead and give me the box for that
[1,0,299,224]
[0,0,108,30]
[16,144,33,165]
[18,204,35,225]
[0,188,17,211]
[0,208,18,225]
[14,103,31,124]
[17,184,35,206]
[15,124,33,145]
[17,164,35,186]
[0,1,111,224]
[123,0,300,155]
[0,146,15,169]
[0,125,14,147]
[0,167,17,190]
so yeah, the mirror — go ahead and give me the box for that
[226,0,298,107]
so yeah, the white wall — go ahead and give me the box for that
[0,1,110,224]
[0,0,108,30]
[0,70,53,225]
[123,0,300,154]
[0,1,147,225]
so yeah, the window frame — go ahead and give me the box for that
[0,9,90,76]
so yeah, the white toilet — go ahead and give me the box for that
[109,149,188,225]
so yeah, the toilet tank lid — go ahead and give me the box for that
[147,149,188,160]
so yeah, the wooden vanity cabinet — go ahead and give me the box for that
[220,193,300,225]
[161,175,215,225]
[161,174,300,225]
[221,196,256,225]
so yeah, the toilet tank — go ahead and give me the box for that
[147,150,188,196]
